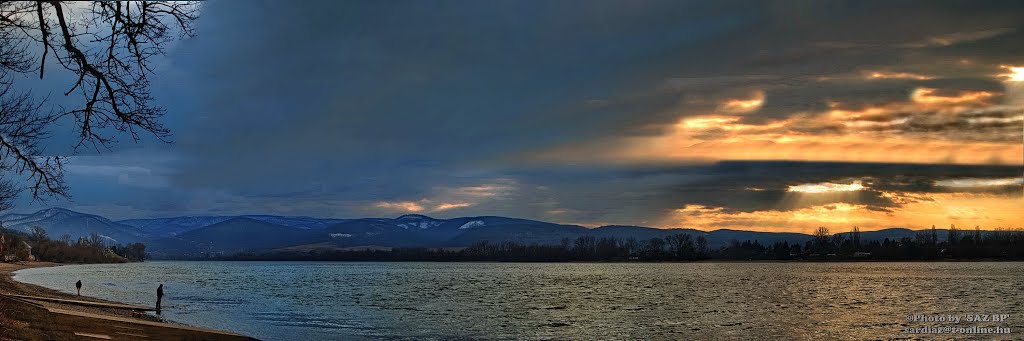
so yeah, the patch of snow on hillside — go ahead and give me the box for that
[459,220,485,230]
[399,221,440,229]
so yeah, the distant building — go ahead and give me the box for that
[22,241,35,261]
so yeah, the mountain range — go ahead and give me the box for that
[1,208,959,257]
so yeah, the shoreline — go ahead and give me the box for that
[0,261,254,340]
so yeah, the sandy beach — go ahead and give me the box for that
[0,262,254,340]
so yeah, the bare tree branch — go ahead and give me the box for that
[34,0,46,78]
[0,74,67,202]
[0,1,198,210]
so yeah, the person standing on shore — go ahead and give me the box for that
[156,284,164,313]
[76,280,81,296]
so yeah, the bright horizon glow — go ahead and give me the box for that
[788,181,866,193]
[1000,65,1024,82]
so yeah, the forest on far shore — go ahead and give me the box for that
[205,226,1024,262]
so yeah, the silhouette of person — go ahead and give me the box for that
[156,284,164,313]
[76,280,82,296]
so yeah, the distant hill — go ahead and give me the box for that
[118,216,236,238]
[118,214,350,238]
[0,208,140,244]
[146,217,324,255]
[5,207,1007,257]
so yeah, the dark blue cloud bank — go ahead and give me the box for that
[16,0,1023,229]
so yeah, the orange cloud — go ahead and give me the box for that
[373,181,516,214]
[524,63,1022,234]
[718,91,764,113]
[531,81,1021,166]
[548,129,1022,165]
[447,183,515,198]
[864,70,933,80]
[433,202,473,211]
[374,200,426,212]
[910,88,996,106]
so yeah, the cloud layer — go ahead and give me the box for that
[13,0,1023,232]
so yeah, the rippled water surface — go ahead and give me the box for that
[13,261,1023,340]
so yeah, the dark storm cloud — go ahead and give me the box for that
[166,0,762,199]
[15,0,1022,224]
[170,0,1020,167]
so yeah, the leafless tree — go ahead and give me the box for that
[29,224,46,241]
[813,226,830,252]
[0,1,198,208]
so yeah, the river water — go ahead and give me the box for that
[13,261,1023,340]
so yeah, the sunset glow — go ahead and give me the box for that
[528,55,1022,233]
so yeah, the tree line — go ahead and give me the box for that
[213,226,1024,262]
[216,234,709,262]
[794,225,1024,260]
[1,226,145,263]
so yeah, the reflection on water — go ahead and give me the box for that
[13,261,1024,340]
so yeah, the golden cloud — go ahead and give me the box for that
[532,74,1022,166]
[864,70,933,80]
[374,200,426,212]
[433,202,474,211]
[910,88,996,106]
[567,128,1022,165]
[717,91,765,113]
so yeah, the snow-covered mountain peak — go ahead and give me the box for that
[459,220,486,230]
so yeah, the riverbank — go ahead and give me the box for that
[0,262,254,340]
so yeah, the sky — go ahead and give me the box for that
[13,0,1024,233]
